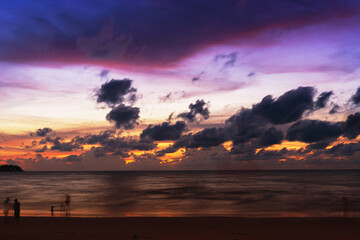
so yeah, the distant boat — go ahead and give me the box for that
[0,165,24,172]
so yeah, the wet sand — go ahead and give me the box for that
[0,217,359,240]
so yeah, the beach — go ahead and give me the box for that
[0,217,359,240]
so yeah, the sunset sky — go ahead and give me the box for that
[1,0,360,170]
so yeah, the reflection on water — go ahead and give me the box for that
[0,170,360,217]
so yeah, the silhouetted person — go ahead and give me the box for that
[13,199,20,223]
[65,195,71,216]
[50,206,55,216]
[3,197,10,223]
[341,197,349,217]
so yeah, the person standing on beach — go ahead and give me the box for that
[3,197,10,223]
[50,206,55,216]
[13,199,20,223]
[65,195,71,216]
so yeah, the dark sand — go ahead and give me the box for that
[0,217,360,240]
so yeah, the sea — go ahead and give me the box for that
[0,170,359,217]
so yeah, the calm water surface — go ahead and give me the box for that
[0,170,359,217]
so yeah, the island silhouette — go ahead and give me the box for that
[0,164,24,172]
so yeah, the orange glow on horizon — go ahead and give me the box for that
[223,141,233,151]
[124,155,136,164]
[159,148,185,164]
[156,141,173,150]
[326,136,360,149]
[264,140,308,151]
[83,144,101,151]
[1,129,359,168]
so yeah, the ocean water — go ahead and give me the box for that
[0,170,359,217]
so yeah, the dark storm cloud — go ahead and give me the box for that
[225,87,316,146]
[178,99,210,122]
[31,136,81,152]
[239,142,360,164]
[51,137,83,152]
[51,130,157,157]
[155,137,189,156]
[165,86,360,161]
[343,112,360,139]
[259,127,284,147]
[159,127,228,153]
[230,143,257,156]
[306,141,332,150]
[155,147,176,157]
[86,132,156,155]
[84,130,115,145]
[39,136,60,144]
[63,154,82,163]
[1,0,357,65]
[35,127,53,137]
[350,87,360,105]
[95,79,140,129]
[106,104,140,129]
[123,138,156,151]
[34,137,84,152]
[315,91,333,109]
[39,136,53,145]
[167,86,317,153]
[168,105,355,157]
[252,86,315,124]
[329,104,340,114]
[325,142,360,157]
[91,137,156,157]
[225,108,268,145]
[141,121,186,141]
[185,127,228,148]
[254,148,290,160]
[286,120,343,143]
[34,145,47,153]
[96,79,137,106]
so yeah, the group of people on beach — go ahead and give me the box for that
[51,195,71,216]
[3,195,71,223]
[3,197,20,223]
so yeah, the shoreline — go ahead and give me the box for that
[3,214,360,218]
[1,217,360,240]
[11,209,359,218]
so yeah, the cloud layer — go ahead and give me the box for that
[2,85,360,170]
[96,79,140,129]
[178,99,210,123]
[96,79,137,106]
[1,0,358,66]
